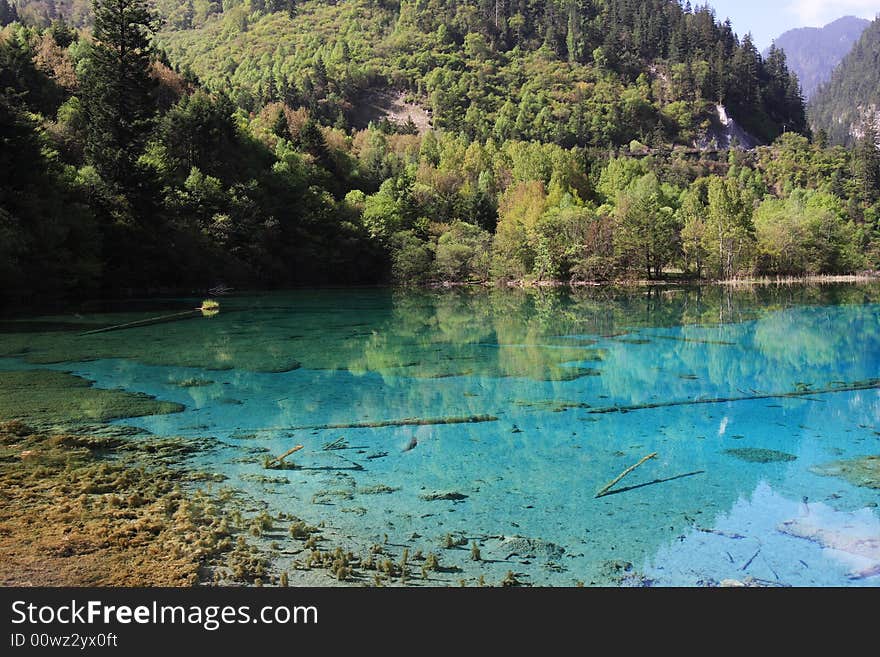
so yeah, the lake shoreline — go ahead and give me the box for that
[3,274,879,320]
[427,272,880,289]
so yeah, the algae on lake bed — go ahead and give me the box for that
[0,370,184,426]
[0,420,268,585]
[0,416,484,587]
[723,447,797,463]
[809,455,880,489]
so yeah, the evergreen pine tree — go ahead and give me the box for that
[49,18,77,48]
[0,0,18,26]
[271,105,291,141]
[566,2,582,63]
[81,0,157,190]
[853,119,880,206]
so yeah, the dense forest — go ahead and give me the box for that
[1,0,878,300]
[809,17,880,147]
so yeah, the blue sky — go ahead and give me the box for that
[704,1,880,51]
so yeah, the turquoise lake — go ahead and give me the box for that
[2,284,879,586]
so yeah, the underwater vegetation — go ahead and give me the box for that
[3,286,880,587]
[810,456,880,489]
[422,491,469,502]
[723,448,798,463]
[0,370,184,427]
[0,419,267,585]
[171,377,215,387]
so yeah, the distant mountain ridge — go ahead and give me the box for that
[768,15,870,100]
[809,17,880,145]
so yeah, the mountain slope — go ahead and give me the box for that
[5,0,809,147]
[768,15,870,100]
[810,17,880,145]
[151,0,806,147]
[0,1,873,297]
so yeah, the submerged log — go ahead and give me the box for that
[587,379,880,415]
[322,437,348,451]
[597,469,704,497]
[79,310,200,335]
[270,444,304,466]
[287,414,499,431]
[79,301,220,336]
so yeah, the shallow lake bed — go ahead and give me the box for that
[2,284,879,586]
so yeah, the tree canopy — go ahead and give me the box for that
[0,1,877,300]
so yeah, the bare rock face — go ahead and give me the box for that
[849,105,880,147]
[350,88,433,134]
[693,104,761,150]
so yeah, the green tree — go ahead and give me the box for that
[754,190,863,275]
[434,221,492,282]
[362,182,403,240]
[81,0,158,188]
[157,90,238,181]
[596,156,646,203]
[533,204,601,281]
[613,173,680,279]
[705,176,755,278]
[852,120,880,207]
[491,180,547,280]
[390,230,433,284]
[678,181,709,277]
[0,92,100,296]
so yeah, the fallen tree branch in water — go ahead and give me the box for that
[235,415,498,434]
[741,548,761,572]
[595,470,704,497]
[79,301,220,336]
[697,527,746,539]
[587,379,880,415]
[322,437,348,450]
[595,452,657,498]
[270,444,304,466]
[79,310,200,335]
[287,415,499,431]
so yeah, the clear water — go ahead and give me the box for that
[2,285,879,586]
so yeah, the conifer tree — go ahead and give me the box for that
[0,0,18,26]
[853,119,880,207]
[81,0,157,189]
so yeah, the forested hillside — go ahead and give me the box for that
[1,1,878,301]
[769,15,869,101]
[160,0,811,147]
[810,17,880,147]
[11,0,808,145]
